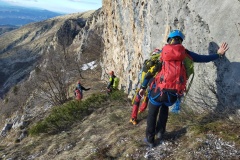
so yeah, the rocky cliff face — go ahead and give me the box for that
[101,0,240,110]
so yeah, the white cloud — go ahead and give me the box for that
[68,0,100,5]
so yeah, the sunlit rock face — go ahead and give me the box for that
[101,0,240,110]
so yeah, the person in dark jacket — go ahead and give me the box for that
[75,80,90,100]
[139,30,229,148]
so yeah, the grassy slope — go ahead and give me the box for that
[0,88,239,159]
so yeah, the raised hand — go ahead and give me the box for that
[217,42,229,56]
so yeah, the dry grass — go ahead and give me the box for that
[0,89,239,159]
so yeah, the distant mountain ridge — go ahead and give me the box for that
[0,3,62,26]
[0,25,18,35]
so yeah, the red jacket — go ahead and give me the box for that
[75,89,82,100]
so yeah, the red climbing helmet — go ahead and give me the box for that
[109,71,114,75]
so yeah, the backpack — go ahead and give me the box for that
[74,89,82,100]
[142,53,161,72]
[113,77,119,89]
[132,52,161,104]
[154,44,192,95]
[141,53,161,83]
[183,51,194,95]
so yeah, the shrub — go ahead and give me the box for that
[109,89,125,101]
[29,93,108,135]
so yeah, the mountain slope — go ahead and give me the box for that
[0,89,239,159]
[0,10,97,98]
[0,25,19,36]
[0,0,239,159]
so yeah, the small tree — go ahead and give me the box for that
[32,45,82,106]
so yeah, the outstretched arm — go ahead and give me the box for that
[81,86,91,91]
[188,42,229,62]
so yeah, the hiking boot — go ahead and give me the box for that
[144,138,154,148]
[138,110,143,115]
[130,118,137,125]
[156,131,164,140]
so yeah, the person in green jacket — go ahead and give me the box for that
[107,71,119,93]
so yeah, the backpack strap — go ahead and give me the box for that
[148,83,162,106]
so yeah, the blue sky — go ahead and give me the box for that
[0,0,102,14]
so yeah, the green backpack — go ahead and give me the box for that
[142,54,160,72]
[141,53,161,83]
[113,77,120,89]
[183,53,194,95]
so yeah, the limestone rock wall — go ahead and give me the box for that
[101,0,240,109]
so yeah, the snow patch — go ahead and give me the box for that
[81,61,97,70]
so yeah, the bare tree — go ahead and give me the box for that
[32,45,82,106]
